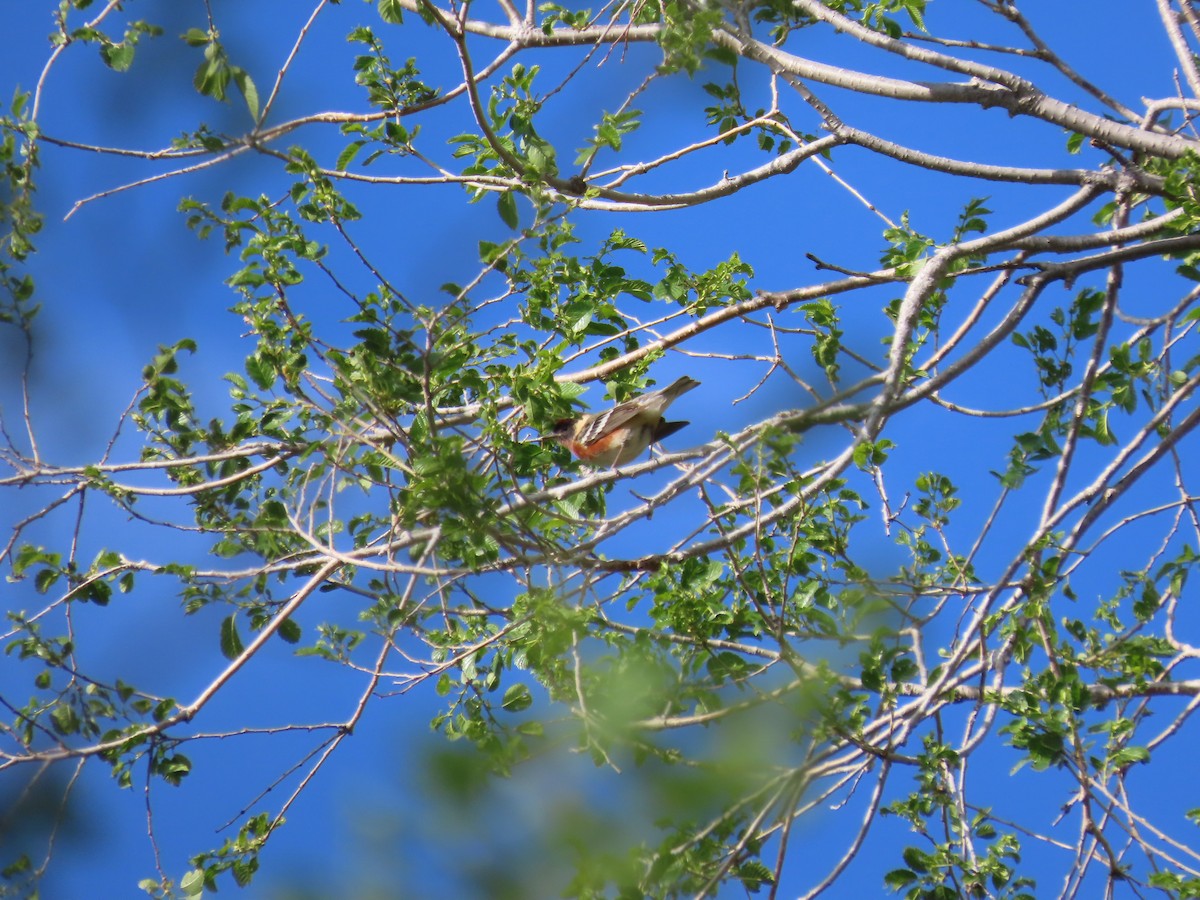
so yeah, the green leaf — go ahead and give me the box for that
[220,615,245,660]
[100,42,136,72]
[497,191,519,230]
[884,868,917,888]
[233,67,260,121]
[378,0,405,23]
[336,141,363,171]
[1110,745,1150,767]
[180,868,206,896]
[157,753,193,786]
[853,438,893,470]
[501,683,533,712]
[181,28,210,47]
[245,353,276,391]
[35,567,60,594]
[50,702,80,735]
[902,846,930,873]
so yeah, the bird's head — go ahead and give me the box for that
[544,418,577,444]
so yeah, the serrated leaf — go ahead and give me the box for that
[501,682,533,712]
[220,614,244,660]
[245,353,276,391]
[100,42,135,72]
[278,618,302,644]
[35,567,60,594]
[180,868,206,896]
[497,191,519,230]
[181,28,210,47]
[558,381,587,401]
[336,141,363,171]
[1111,745,1150,767]
[233,68,259,121]
[378,0,405,23]
[902,846,930,873]
[884,869,917,888]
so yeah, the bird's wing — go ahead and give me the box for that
[581,401,645,440]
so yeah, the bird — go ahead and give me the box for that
[544,375,700,467]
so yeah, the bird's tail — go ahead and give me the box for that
[661,375,701,401]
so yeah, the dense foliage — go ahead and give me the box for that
[3,1,1200,897]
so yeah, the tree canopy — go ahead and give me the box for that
[3,1,1200,897]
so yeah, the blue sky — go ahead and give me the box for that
[2,2,1197,897]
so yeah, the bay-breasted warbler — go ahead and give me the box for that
[544,375,700,466]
